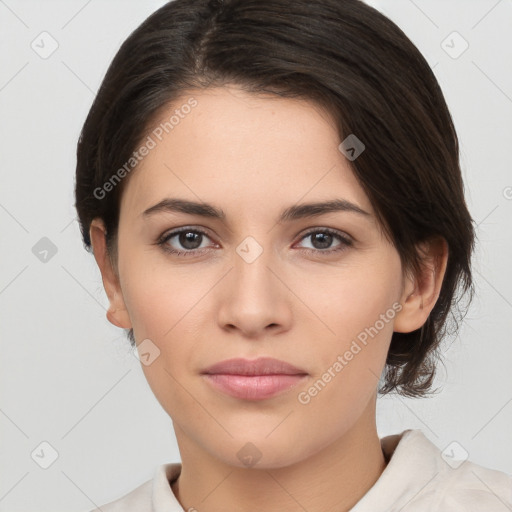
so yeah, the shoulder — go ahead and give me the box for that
[87,479,152,512]
[86,462,183,512]
[397,430,512,511]
[429,457,512,510]
[353,429,511,511]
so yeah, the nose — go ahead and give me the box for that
[216,239,293,338]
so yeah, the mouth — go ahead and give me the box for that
[200,357,309,401]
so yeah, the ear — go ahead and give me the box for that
[393,237,448,333]
[89,218,132,330]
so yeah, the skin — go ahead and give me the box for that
[89,84,448,512]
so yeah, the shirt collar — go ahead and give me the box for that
[150,429,444,512]
[349,429,445,511]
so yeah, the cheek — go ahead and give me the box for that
[297,255,402,403]
[294,296,397,444]
[118,252,215,406]
[118,244,211,340]
[299,255,402,348]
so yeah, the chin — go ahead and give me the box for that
[207,435,309,470]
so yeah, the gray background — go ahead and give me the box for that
[1,0,511,510]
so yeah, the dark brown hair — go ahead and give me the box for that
[74,0,475,397]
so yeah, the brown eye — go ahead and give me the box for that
[296,229,353,255]
[158,228,214,256]
[177,231,204,250]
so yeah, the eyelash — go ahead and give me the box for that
[156,226,353,257]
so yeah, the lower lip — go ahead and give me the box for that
[202,374,308,400]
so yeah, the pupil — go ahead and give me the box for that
[313,233,332,249]
[180,232,201,249]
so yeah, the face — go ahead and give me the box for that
[104,85,411,468]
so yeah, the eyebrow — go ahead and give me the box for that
[141,198,370,222]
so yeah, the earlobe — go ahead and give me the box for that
[89,218,132,330]
[393,238,448,333]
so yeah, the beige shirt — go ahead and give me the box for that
[89,429,512,511]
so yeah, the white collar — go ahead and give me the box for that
[136,429,511,512]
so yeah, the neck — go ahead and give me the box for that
[171,397,386,512]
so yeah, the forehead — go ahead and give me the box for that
[119,85,372,219]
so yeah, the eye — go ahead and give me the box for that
[157,227,215,256]
[295,228,353,255]
[156,226,353,258]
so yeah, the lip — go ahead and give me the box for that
[201,357,307,376]
[201,357,308,401]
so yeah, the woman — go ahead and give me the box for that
[74,0,512,510]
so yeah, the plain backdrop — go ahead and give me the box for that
[0,0,511,510]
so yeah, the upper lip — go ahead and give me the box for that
[201,357,308,376]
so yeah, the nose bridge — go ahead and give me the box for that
[216,234,291,334]
[233,234,278,302]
